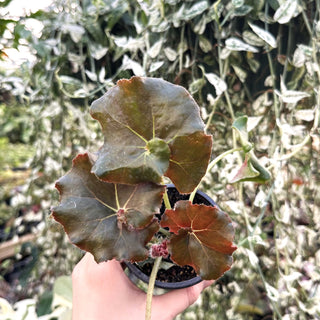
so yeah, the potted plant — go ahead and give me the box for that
[51,77,237,319]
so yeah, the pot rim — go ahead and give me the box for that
[125,260,202,289]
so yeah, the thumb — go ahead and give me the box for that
[152,280,214,319]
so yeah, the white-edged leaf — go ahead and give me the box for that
[149,61,164,73]
[253,189,267,208]
[295,109,315,122]
[247,58,260,73]
[246,248,259,267]
[85,70,97,82]
[234,5,253,16]
[114,36,145,50]
[226,37,259,53]
[73,89,88,98]
[247,116,263,132]
[148,39,163,58]
[122,55,145,76]
[232,64,247,82]
[0,297,14,315]
[264,75,274,87]
[292,47,306,68]
[184,0,208,20]
[224,200,242,214]
[59,75,82,86]
[232,0,244,7]
[276,89,311,104]
[199,36,212,53]
[273,0,298,24]
[99,67,106,83]
[297,44,313,57]
[265,282,279,302]
[220,47,231,60]
[90,44,108,60]
[248,23,277,48]
[205,73,227,96]
[164,47,177,61]
[62,24,85,43]
[242,30,265,47]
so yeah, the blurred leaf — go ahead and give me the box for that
[235,303,264,315]
[230,153,260,183]
[234,5,253,16]
[85,70,97,81]
[273,0,299,24]
[297,44,313,57]
[149,61,164,72]
[247,56,260,72]
[276,84,311,104]
[226,37,259,53]
[148,39,163,58]
[0,18,15,36]
[184,1,209,21]
[232,116,252,151]
[232,0,244,8]
[36,290,53,316]
[204,72,227,96]
[121,55,145,76]
[52,276,72,309]
[62,24,85,43]
[164,47,177,61]
[242,30,265,47]
[99,67,106,83]
[246,248,259,267]
[59,75,82,86]
[199,36,212,53]
[90,43,108,60]
[247,116,263,132]
[295,109,315,122]
[0,0,13,7]
[161,200,237,280]
[248,23,277,48]
[232,64,247,82]
[189,78,206,94]
[265,282,279,302]
[230,153,271,183]
[251,0,265,11]
[292,46,307,68]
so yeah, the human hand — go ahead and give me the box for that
[72,253,213,320]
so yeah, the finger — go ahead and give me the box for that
[73,253,143,293]
[152,280,214,319]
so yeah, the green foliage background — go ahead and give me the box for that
[0,0,319,319]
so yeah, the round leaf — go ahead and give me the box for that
[161,200,237,280]
[90,77,212,193]
[51,153,163,263]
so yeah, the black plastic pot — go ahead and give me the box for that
[125,184,218,290]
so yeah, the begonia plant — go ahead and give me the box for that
[51,77,237,319]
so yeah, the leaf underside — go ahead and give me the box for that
[90,76,212,193]
[161,200,237,280]
[51,153,163,263]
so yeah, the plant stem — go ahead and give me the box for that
[144,186,171,319]
[163,189,172,209]
[158,227,171,237]
[145,256,162,320]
